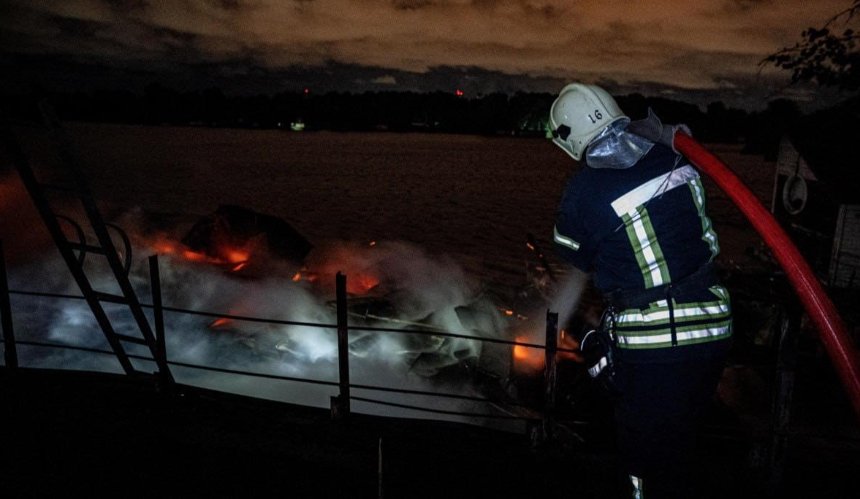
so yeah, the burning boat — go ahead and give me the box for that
[151,204,538,381]
[179,204,313,275]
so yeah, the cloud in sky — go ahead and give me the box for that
[0,0,852,105]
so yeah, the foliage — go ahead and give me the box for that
[763,1,860,91]
[0,84,802,159]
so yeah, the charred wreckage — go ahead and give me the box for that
[133,204,601,416]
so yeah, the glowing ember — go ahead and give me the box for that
[183,250,208,262]
[209,317,233,328]
[231,262,247,272]
[224,248,250,264]
[498,307,527,320]
[290,270,320,284]
[153,240,179,254]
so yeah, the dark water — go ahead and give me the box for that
[9,123,774,291]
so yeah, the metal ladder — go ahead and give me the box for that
[1,101,173,381]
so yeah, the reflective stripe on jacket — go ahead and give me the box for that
[554,143,731,351]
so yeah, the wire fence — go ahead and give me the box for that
[1,270,572,423]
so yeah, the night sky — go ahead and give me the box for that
[0,0,853,109]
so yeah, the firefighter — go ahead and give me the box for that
[549,83,732,499]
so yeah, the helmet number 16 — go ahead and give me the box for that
[587,109,604,124]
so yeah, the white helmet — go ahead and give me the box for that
[549,83,626,161]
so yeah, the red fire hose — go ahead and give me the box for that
[674,132,860,420]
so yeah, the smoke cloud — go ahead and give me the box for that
[3,228,561,429]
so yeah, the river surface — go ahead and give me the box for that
[6,123,776,292]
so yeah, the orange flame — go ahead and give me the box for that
[224,248,250,264]
[512,335,545,372]
[292,270,319,283]
[347,273,380,295]
[558,329,585,363]
[157,240,253,269]
[512,329,585,371]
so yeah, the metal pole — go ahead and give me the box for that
[148,255,174,386]
[378,437,384,499]
[543,309,559,441]
[332,272,350,419]
[0,240,18,369]
[770,303,802,491]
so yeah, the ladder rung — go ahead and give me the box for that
[93,291,128,304]
[113,333,148,345]
[67,242,107,254]
[8,101,172,380]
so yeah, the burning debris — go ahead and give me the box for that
[180,204,313,275]
[135,206,520,378]
[7,195,597,420]
[167,208,592,384]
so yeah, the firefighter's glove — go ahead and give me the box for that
[579,328,619,394]
[627,107,691,155]
[580,329,609,378]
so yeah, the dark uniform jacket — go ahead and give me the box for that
[554,143,731,362]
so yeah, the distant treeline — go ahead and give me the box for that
[3,84,807,157]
